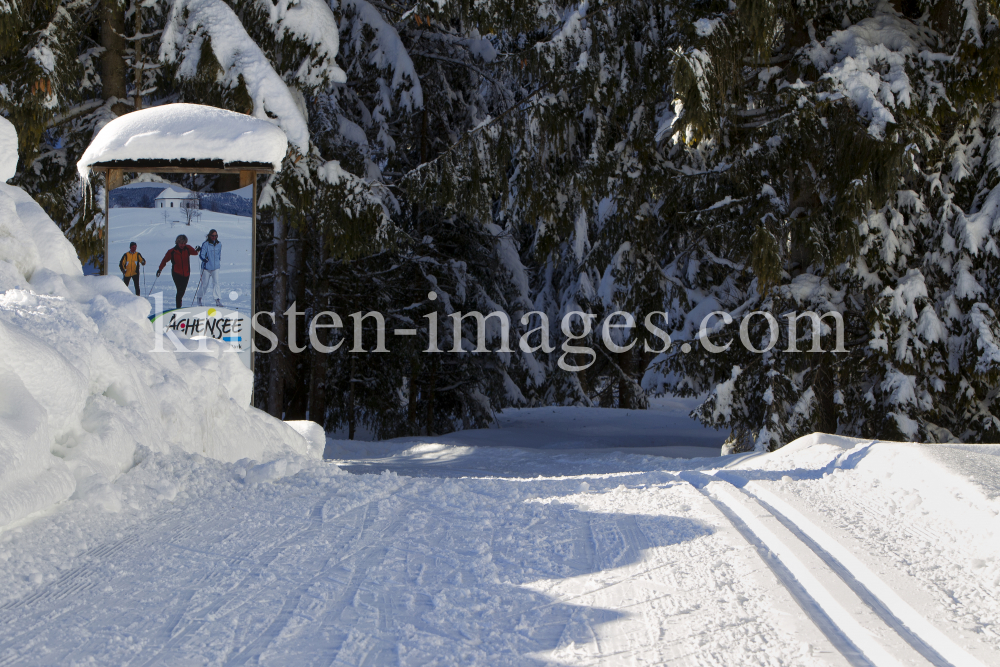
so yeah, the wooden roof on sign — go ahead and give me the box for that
[89,158,275,174]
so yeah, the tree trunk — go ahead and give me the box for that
[307,234,328,428]
[425,357,436,436]
[420,110,429,164]
[408,359,419,433]
[812,352,838,434]
[618,351,632,409]
[308,348,328,426]
[100,0,130,115]
[267,213,288,418]
[133,2,142,111]
[284,229,309,420]
[348,355,356,440]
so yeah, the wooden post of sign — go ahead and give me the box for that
[240,170,256,375]
[104,169,124,275]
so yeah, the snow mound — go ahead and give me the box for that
[0,116,16,182]
[285,420,326,452]
[244,457,302,484]
[735,434,1000,556]
[77,104,288,179]
[738,434,1000,623]
[0,123,318,529]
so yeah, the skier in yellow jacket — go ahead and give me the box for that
[119,242,146,295]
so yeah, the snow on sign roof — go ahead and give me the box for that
[77,103,288,179]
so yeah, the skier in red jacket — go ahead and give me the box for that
[156,234,200,309]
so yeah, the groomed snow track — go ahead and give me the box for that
[2,436,997,666]
[676,468,986,667]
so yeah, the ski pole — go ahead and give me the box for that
[189,268,204,308]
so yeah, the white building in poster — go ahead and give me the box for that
[154,187,199,209]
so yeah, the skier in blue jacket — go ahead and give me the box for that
[195,229,223,307]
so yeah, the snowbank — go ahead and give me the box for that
[285,420,327,453]
[0,122,318,530]
[77,104,288,179]
[731,434,1000,589]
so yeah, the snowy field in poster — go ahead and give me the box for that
[108,182,253,367]
[108,183,253,314]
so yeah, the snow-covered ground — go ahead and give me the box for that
[1,424,999,666]
[325,396,725,468]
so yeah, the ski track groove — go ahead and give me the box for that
[134,495,345,667]
[0,471,833,667]
[0,507,194,665]
[736,484,953,667]
[678,469,982,667]
[222,498,401,666]
[680,471,876,667]
[734,477,990,667]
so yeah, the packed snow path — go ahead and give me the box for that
[0,455,832,665]
[0,436,998,666]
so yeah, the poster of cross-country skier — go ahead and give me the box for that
[108,180,252,368]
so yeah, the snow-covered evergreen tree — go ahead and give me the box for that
[408,0,675,409]
[303,215,531,438]
[655,0,1000,448]
[0,0,119,259]
[2,0,535,434]
[417,0,1000,447]
[253,0,535,430]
